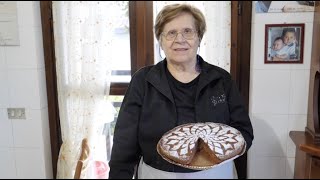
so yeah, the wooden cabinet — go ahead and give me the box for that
[290,131,320,179]
[310,157,320,178]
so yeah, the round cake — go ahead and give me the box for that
[157,122,246,169]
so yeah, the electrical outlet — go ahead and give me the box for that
[7,108,26,119]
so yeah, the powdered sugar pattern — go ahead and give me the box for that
[159,122,245,163]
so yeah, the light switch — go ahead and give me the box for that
[7,108,26,119]
[10,110,15,117]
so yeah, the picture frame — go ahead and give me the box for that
[265,23,304,64]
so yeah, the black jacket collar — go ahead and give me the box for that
[145,55,223,103]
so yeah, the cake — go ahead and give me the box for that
[157,122,246,169]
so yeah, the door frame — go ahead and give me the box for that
[230,2,252,179]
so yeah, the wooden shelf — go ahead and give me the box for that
[290,131,320,157]
[289,131,320,179]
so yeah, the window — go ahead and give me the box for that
[109,2,131,84]
[110,1,154,95]
[105,95,124,160]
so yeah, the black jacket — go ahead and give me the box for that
[109,57,254,179]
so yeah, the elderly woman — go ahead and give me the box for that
[109,3,253,179]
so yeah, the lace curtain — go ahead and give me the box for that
[154,1,231,72]
[52,1,115,178]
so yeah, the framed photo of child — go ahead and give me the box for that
[265,23,304,64]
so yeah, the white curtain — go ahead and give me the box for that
[52,1,115,178]
[154,1,231,72]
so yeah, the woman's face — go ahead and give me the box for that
[160,12,200,65]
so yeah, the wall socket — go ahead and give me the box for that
[7,108,26,119]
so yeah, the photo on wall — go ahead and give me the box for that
[265,23,304,64]
[255,1,315,13]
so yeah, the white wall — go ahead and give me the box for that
[0,2,52,178]
[248,4,314,179]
